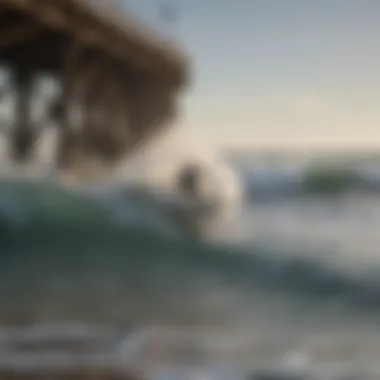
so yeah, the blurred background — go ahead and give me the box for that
[1,1,380,379]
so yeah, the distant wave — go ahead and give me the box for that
[240,166,380,200]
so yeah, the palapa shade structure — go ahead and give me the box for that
[0,0,190,170]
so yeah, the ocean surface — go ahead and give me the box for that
[1,152,380,379]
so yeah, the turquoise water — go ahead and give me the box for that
[1,178,380,378]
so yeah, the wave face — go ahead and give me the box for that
[1,178,380,324]
[2,178,380,378]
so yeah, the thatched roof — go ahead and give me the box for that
[0,0,189,88]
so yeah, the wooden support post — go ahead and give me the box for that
[56,43,84,169]
[113,82,131,150]
[92,78,116,157]
[79,67,128,161]
[78,68,108,156]
[96,77,130,160]
[11,68,35,162]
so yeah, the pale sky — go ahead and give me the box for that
[123,0,380,150]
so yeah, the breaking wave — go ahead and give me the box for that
[1,178,380,328]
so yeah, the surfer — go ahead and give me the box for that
[177,163,202,202]
[174,163,221,238]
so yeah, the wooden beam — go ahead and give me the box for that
[0,0,32,10]
[0,23,41,49]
